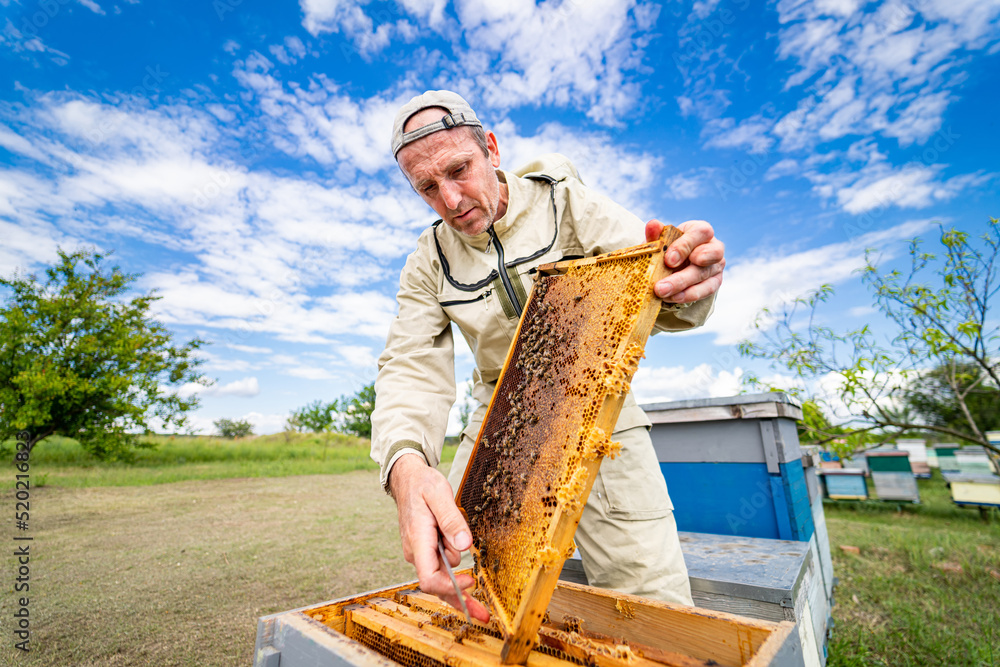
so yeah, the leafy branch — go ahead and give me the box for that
[740,218,1000,462]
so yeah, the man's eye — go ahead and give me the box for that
[422,185,437,195]
[453,165,466,177]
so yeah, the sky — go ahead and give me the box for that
[1,0,998,436]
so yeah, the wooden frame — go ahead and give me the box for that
[454,227,683,663]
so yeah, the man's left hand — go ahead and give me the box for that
[645,219,725,304]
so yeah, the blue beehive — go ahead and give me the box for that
[645,392,813,542]
[821,469,869,499]
[643,392,834,666]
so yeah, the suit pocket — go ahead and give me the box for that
[596,425,673,520]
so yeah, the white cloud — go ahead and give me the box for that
[681,1,1000,214]
[299,0,660,125]
[178,410,289,436]
[269,35,309,65]
[703,116,775,153]
[1,92,420,348]
[494,119,662,219]
[773,0,1000,149]
[232,52,401,174]
[226,343,274,354]
[176,376,260,399]
[242,411,292,435]
[451,0,658,125]
[664,168,718,200]
[299,0,415,54]
[703,219,937,345]
[77,0,105,15]
[285,365,337,380]
[0,17,71,66]
[337,344,378,370]
[806,161,994,214]
[631,363,744,404]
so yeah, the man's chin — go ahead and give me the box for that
[449,215,492,237]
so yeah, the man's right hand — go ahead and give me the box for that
[388,452,491,622]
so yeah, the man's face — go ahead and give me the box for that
[397,108,502,237]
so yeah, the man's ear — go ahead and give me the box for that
[487,131,501,168]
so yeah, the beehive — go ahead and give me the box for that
[456,226,683,663]
[255,577,798,667]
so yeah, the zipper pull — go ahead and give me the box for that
[485,236,493,254]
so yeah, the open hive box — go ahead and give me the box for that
[456,226,684,662]
[254,578,799,667]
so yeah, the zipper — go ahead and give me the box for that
[488,226,522,313]
[440,290,492,308]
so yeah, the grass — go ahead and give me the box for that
[824,471,1000,666]
[0,440,997,665]
[10,433,457,488]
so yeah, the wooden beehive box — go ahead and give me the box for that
[254,577,801,667]
[456,227,684,662]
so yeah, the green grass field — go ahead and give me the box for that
[824,473,1000,666]
[12,432,456,488]
[1,436,997,665]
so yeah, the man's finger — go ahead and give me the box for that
[666,220,715,268]
[688,237,725,267]
[645,219,664,243]
[656,261,725,301]
[426,489,472,554]
[411,522,446,585]
[438,573,492,623]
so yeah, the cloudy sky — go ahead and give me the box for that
[2,0,998,435]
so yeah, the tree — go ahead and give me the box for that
[287,384,375,449]
[903,361,1000,435]
[293,399,337,434]
[337,382,374,439]
[289,399,337,457]
[214,418,254,439]
[739,218,1000,462]
[0,249,209,460]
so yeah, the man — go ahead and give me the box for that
[371,91,725,621]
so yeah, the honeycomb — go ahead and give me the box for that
[455,228,680,663]
[340,589,651,667]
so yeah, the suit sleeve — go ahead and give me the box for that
[556,177,716,333]
[370,241,456,492]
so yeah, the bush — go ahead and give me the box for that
[214,418,254,439]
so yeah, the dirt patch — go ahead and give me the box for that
[0,472,413,666]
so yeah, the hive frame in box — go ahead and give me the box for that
[254,576,802,667]
[456,226,682,664]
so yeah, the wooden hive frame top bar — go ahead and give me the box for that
[456,226,683,664]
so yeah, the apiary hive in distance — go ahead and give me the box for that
[456,226,684,663]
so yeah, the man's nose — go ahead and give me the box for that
[441,180,463,210]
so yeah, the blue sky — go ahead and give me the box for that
[2,0,998,435]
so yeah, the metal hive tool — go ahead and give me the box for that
[455,225,684,664]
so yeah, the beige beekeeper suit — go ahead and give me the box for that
[372,154,714,605]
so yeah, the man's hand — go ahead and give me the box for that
[388,453,491,622]
[645,219,725,303]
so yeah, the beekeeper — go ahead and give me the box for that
[370,90,725,621]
